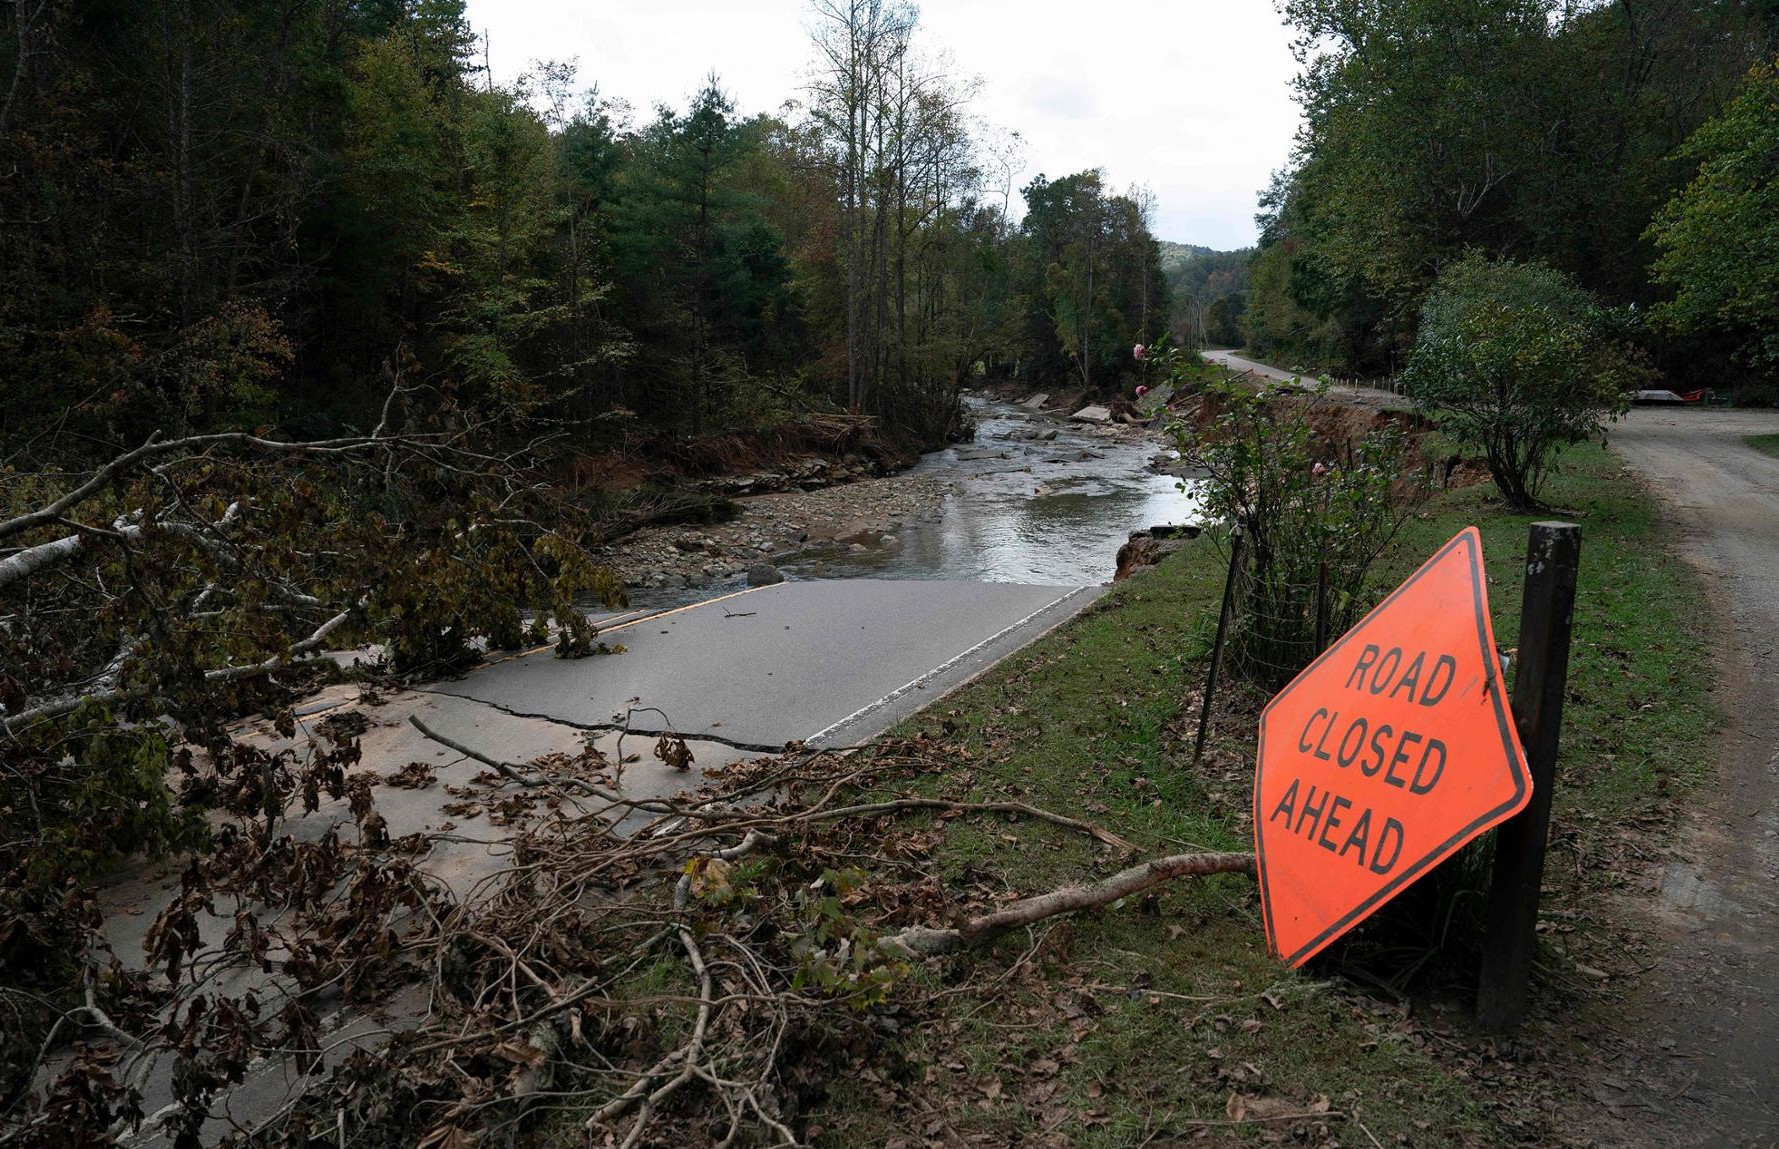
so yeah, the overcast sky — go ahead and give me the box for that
[462,1,1305,250]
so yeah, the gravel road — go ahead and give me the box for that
[1598,407,1779,1148]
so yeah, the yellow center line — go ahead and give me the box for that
[598,584,770,635]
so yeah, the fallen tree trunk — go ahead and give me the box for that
[879,851,1257,956]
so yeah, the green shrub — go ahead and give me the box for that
[1402,255,1648,510]
[1174,378,1423,689]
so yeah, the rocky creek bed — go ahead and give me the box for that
[591,389,1206,604]
[594,472,952,593]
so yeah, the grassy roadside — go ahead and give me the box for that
[807,443,1716,1147]
[1749,433,1779,459]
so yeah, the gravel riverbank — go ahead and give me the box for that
[595,473,952,592]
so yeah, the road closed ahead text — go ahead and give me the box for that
[1269,646,1461,876]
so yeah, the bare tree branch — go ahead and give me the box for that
[1,597,363,735]
[0,429,426,546]
[878,852,1257,956]
[0,501,242,589]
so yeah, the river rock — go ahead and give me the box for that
[747,563,785,587]
[1114,536,1182,581]
[1113,525,1203,581]
[595,473,947,587]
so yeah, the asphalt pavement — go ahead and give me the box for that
[1202,348,1302,382]
[431,578,1104,749]
[106,576,1106,1146]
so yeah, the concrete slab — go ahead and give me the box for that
[1070,405,1112,423]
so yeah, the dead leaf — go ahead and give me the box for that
[491,1039,548,1069]
[654,731,695,771]
[416,1126,478,1149]
[686,856,733,901]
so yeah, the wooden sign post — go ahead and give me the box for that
[1477,522,1581,1030]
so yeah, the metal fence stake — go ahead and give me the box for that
[1193,526,1244,764]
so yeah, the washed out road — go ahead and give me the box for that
[113,577,1106,1146]
[1202,348,1300,383]
[1600,407,1779,1148]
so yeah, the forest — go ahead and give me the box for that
[1162,242,1252,349]
[0,4,1173,1127]
[0,0,1171,461]
[1244,0,1779,398]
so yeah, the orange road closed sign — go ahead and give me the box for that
[1254,527,1530,967]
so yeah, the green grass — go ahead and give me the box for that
[1384,446,1717,826]
[806,442,1717,1148]
[1749,433,1779,459]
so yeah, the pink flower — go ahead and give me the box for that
[1136,385,1149,398]
[1132,343,1147,362]
[1312,462,1328,478]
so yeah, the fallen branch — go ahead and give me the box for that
[3,598,364,736]
[407,715,654,810]
[0,430,413,546]
[784,797,1136,852]
[878,851,1256,956]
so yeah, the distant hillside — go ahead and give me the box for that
[1157,241,1214,275]
[1158,242,1253,347]
[1158,241,1252,301]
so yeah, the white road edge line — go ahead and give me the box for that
[804,586,1094,747]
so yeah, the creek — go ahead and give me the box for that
[779,395,1201,586]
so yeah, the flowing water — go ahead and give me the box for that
[779,396,1202,586]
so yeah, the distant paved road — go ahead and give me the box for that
[1201,350,1412,411]
[1599,407,1779,1149]
[1202,349,1300,382]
